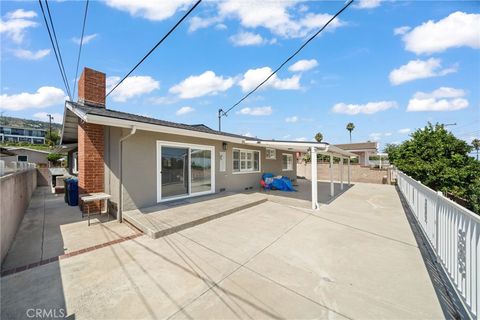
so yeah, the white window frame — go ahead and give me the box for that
[17,155,28,162]
[265,148,276,160]
[282,153,294,171]
[156,141,215,203]
[232,148,261,174]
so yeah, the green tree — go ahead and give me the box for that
[390,123,480,214]
[472,138,480,161]
[47,153,63,164]
[45,130,60,146]
[314,132,323,142]
[346,122,355,142]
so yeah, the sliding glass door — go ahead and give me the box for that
[161,146,189,199]
[157,142,215,202]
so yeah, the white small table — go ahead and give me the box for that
[80,193,111,226]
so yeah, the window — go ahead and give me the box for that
[17,155,28,162]
[282,153,293,171]
[266,148,276,160]
[233,148,260,173]
[72,152,78,174]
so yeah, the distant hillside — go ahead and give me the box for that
[0,116,62,132]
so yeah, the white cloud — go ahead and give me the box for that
[6,9,37,20]
[398,128,411,134]
[188,16,222,32]
[369,133,383,141]
[288,59,318,72]
[0,9,38,43]
[393,26,410,35]
[295,137,307,141]
[285,116,298,123]
[407,87,469,112]
[237,106,272,116]
[401,12,480,54]
[169,71,234,99]
[176,106,194,115]
[229,31,265,46]
[106,75,160,102]
[148,96,178,105]
[0,86,66,111]
[72,33,98,45]
[353,0,381,9]
[243,132,254,137]
[196,1,345,39]
[389,58,457,85]
[33,112,63,124]
[239,67,301,92]
[332,101,397,115]
[12,48,50,60]
[104,0,195,21]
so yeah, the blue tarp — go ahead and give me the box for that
[262,173,296,192]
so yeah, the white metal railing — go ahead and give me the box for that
[396,170,479,319]
[0,160,36,177]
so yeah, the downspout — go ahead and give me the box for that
[118,126,137,222]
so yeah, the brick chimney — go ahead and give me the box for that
[77,67,105,211]
[78,67,106,107]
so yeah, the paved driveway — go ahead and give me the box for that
[1,183,447,319]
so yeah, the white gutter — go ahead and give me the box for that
[118,126,137,222]
[244,140,329,151]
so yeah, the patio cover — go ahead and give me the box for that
[245,140,358,210]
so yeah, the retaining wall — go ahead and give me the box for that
[1,169,37,263]
[297,162,391,184]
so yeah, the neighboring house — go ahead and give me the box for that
[61,68,354,216]
[0,126,46,144]
[1,147,50,165]
[334,142,378,166]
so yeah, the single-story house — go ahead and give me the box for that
[1,147,50,165]
[61,68,355,218]
[334,142,378,166]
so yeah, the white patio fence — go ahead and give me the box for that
[395,170,479,319]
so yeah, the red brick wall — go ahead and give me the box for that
[78,120,104,211]
[78,68,105,107]
[77,67,106,212]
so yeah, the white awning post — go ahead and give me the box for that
[340,157,344,190]
[348,157,351,185]
[310,146,319,210]
[329,155,334,198]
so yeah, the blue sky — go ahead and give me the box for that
[1,0,479,151]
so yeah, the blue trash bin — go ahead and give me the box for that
[64,178,71,204]
[67,178,79,206]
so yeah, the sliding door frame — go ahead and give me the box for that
[156,140,215,203]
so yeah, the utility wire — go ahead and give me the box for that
[222,0,354,117]
[106,0,202,98]
[72,0,90,100]
[38,0,71,98]
[45,0,71,98]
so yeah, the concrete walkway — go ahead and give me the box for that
[1,183,450,319]
[1,187,138,271]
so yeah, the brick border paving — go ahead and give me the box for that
[1,233,143,278]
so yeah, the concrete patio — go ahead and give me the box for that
[1,182,454,319]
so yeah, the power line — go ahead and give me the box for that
[106,0,202,98]
[72,0,90,100]
[218,0,354,130]
[45,0,71,98]
[38,0,71,98]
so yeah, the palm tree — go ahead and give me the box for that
[473,138,480,160]
[346,122,355,142]
[314,132,323,142]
